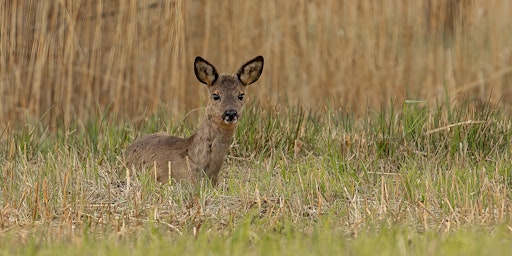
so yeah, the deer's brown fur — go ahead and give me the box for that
[125,56,264,185]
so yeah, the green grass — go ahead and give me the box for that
[2,223,512,255]
[1,100,512,255]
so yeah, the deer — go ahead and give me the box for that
[125,56,264,186]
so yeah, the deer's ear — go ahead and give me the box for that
[236,56,264,86]
[194,57,218,85]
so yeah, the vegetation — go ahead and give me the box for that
[2,101,512,255]
[2,0,512,127]
[2,0,512,255]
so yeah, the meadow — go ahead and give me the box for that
[2,0,512,255]
[2,100,512,255]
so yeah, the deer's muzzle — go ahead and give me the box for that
[222,110,238,123]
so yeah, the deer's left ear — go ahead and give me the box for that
[236,56,264,86]
[194,56,219,86]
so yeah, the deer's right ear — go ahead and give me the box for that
[194,57,218,86]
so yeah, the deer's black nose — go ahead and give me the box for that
[223,110,238,121]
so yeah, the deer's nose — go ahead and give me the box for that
[223,110,238,121]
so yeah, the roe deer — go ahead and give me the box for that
[125,56,264,185]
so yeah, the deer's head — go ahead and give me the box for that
[194,56,264,129]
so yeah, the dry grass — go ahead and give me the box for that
[2,0,512,130]
[0,101,511,254]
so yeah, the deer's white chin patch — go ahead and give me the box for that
[223,119,238,125]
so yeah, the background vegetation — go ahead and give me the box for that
[3,0,512,127]
[2,0,512,255]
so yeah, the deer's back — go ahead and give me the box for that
[125,133,194,183]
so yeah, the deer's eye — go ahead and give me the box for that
[212,94,220,101]
[238,94,245,101]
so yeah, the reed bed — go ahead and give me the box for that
[2,0,512,129]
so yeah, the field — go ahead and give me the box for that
[2,0,512,255]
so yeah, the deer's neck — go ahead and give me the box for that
[187,120,236,181]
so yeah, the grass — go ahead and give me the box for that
[3,226,512,255]
[1,100,512,255]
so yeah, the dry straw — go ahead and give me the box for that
[2,0,511,128]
